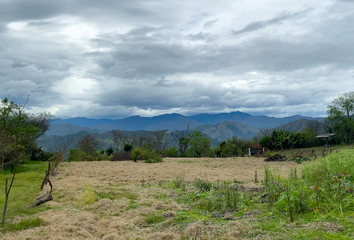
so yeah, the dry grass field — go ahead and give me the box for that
[1,157,302,240]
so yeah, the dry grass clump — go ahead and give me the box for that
[161,210,177,218]
[146,231,180,240]
[226,220,254,234]
[102,233,126,240]
[303,221,345,233]
[89,198,130,215]
[184,221,205,239]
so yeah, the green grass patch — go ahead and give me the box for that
[0,161,49,220]
[0,217,43,233]
[81,185,98,205]
[125,200,138,211]
[143,212,165,224]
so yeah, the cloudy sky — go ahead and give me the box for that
[0,0,353,119]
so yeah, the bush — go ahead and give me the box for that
[68,149,86,162]
[68,149,97,161]
[130,145,163,163]
[164,147,179,157]
[106,147,114,156]
[142,148,163,163]
[194,178,212,192]
[27,146,53,161]
[124,144,133,152]
[131,147,142,162]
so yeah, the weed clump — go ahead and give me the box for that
[194,178,212,192]
[172,174,186,190]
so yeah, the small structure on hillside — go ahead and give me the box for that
[315,133,336,145]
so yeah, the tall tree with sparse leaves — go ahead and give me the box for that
[327,92,354,143]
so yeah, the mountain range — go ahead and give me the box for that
[39,111,324,152]
[51,111,320,133]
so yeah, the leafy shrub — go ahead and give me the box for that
[68,149,86,162]
[68,149,97,161]
[132,145,163,163]
[194,178,212,192]
[131,147,142,162]
[27,146,53,161]
[164,147,179,157]
[143,149,163,163]
[106,147,114,156]
[124,144,133,152]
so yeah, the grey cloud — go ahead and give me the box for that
[187,32,213,41]
[27,20,53,26]
[0,0,183,29]
[0,0,353,119]
[0,24,7,32]
[232,10,309,36]
[89,14,354,81]
[94,79,229,111]
[204,19,217,28]
[0,1,64,23]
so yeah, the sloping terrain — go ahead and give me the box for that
[46,124,107,136]
[196,121,260,140]
[274,118,313,132]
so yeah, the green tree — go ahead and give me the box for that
[188,130,211,157]
[0,98,51,170]
[0,97,53,225]
[327,92,354,143]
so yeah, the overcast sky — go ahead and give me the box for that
[0,0,353,119]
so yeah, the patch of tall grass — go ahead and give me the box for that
[264,148,354,221]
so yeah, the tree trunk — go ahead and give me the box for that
[2,165,17,226]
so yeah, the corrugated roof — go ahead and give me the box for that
[315,133,336,139]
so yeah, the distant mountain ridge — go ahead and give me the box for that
[51,111,320,132]
[195,121,260,140]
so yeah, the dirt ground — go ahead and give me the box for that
[1,157,301,240]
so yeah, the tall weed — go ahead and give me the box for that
[265,149,354,221]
